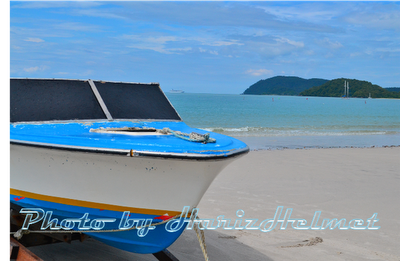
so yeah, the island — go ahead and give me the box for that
[299,78,400,98]
[242,76,328,96]
[242,76,400,99]
[385,87,400,93]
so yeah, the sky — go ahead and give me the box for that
[9,1,400,94]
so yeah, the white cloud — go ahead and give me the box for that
[257,4,340,23]
[121,35,192,54]
[198,47,219,55]
[12,2,102,9]
[24,38,44,43]
[203,40,243,47]
[54,72,69,75]
[246,69,273,76]
[123,33,243,54]
[23,65,49,72]
[317,38,343,49]
[169,47,193,52]
[240,35,305,58]
[275,37,304,48]
[125,35,188,54]
[54,22,103,32]
[24,67,39,73]
[345,10,400,30]
[376,48,400,53]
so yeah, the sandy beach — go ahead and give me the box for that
[196,147,400,261]
[27,147,400,260]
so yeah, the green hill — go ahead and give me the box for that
[300,78,400,98]
[385,87,400,93]
[243,76,328,95]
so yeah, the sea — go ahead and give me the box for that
[165,93,400,150]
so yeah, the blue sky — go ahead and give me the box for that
[9,1,400,94]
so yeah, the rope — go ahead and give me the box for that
[91,126,216,143]
[158,128,216,144]
[190,213,210,261]
[192,215,210,261]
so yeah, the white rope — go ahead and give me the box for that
[158,128,216,144]
[90,126,216,143]
[194,222,209,261]
[191,215,210,261]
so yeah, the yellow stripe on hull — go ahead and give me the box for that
[10,188,181,216]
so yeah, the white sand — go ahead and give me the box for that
[26,147,400,260]
[195,147,400,261]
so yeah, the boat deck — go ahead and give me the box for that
[11,120,248,158]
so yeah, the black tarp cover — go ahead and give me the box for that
[10,79,181,122]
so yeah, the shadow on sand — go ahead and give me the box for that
[27,229,273,261]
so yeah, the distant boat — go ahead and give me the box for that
[170,89,184,93]
[368,93,372,99]
[342,80,350,99]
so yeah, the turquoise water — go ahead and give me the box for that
[166,93,400,150]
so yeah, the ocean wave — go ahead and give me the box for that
[202,127,397,137]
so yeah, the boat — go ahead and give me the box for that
[169,89,184,93]
[342,80,350,99]
[10,78,248,254]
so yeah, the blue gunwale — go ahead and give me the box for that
[10,120,249,157]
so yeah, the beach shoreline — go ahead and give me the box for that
[234,134,400,151]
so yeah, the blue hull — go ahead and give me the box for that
[11,195,187,254]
